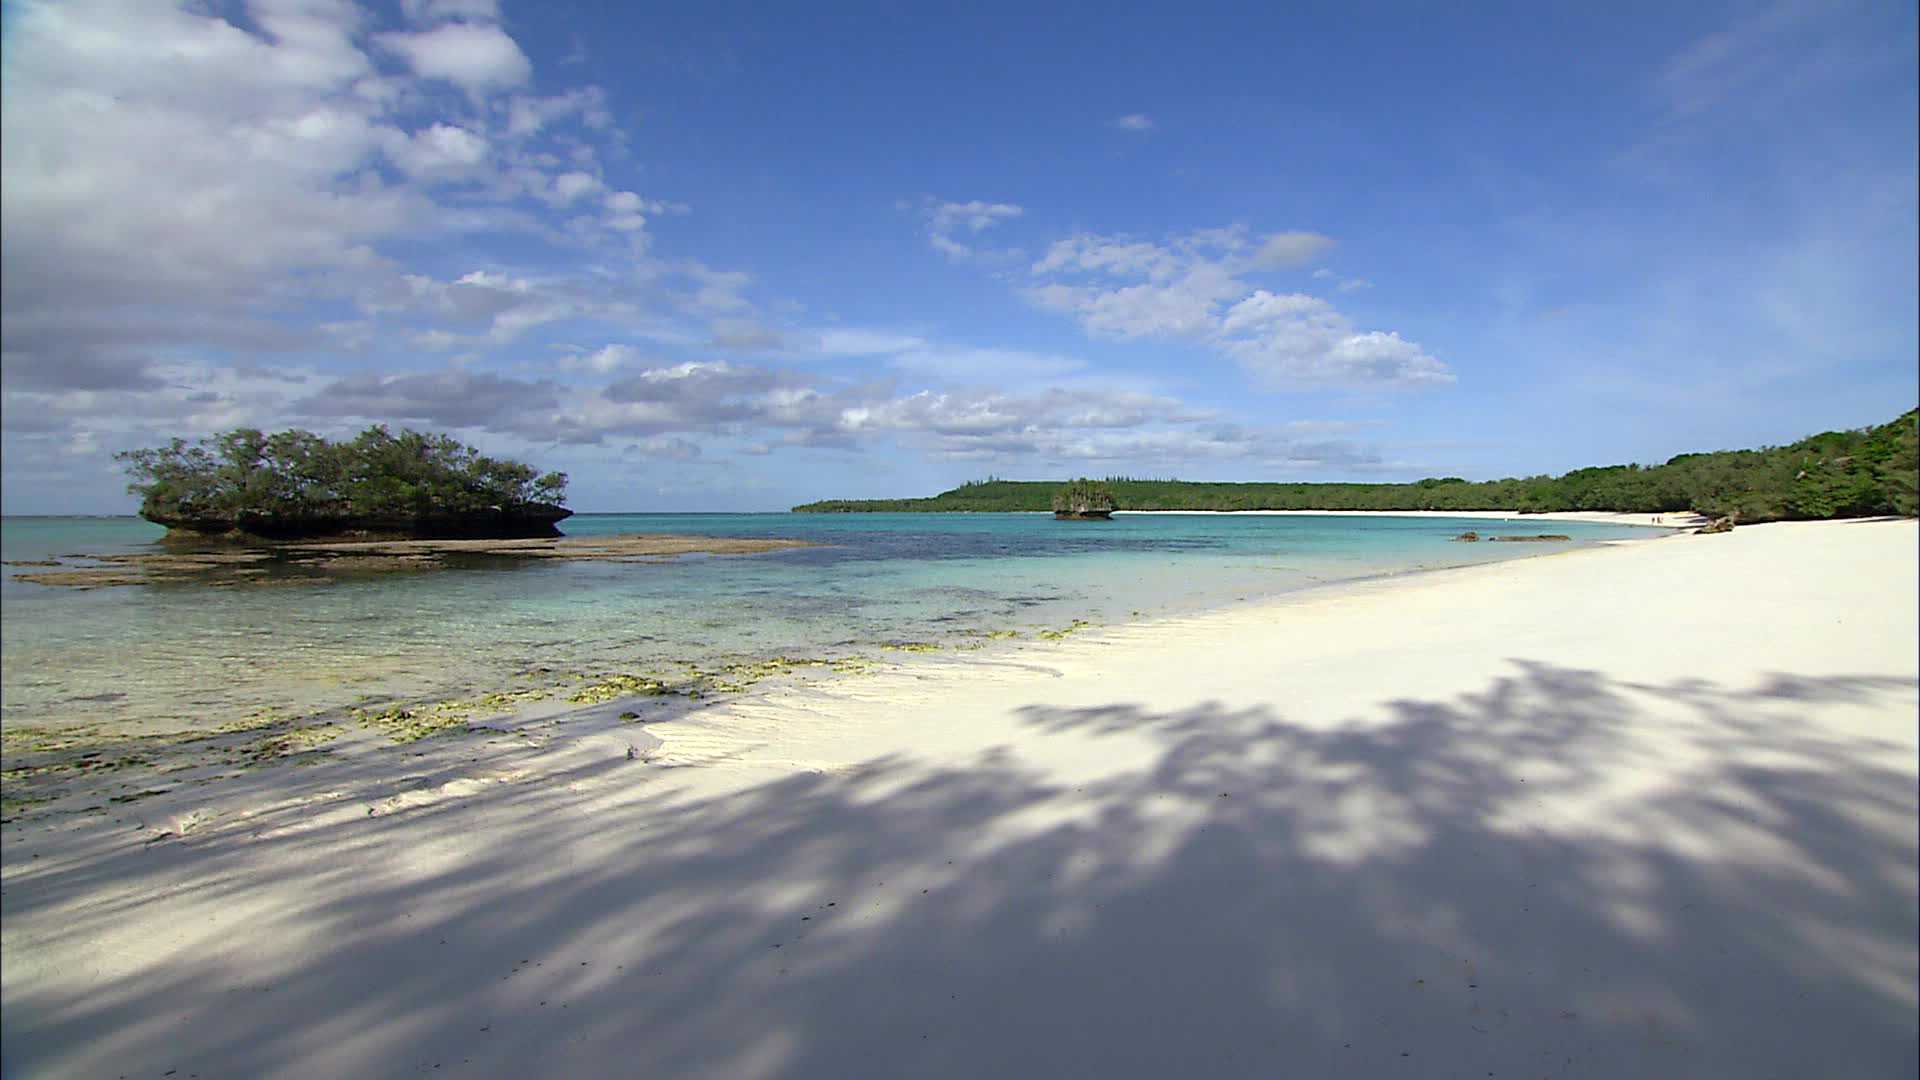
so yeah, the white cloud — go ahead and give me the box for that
[504,88,611,138]
[887,346,1087,381]
[0,0,679,402]
[635,435,702,461]
[383,122,490,178]
[301,370,559,428]
[1024,225,1447,388]
[1218,292,1452,387]
[925,199,1024,260]
[543,170,603,206]
[401,0,502,24]
[1313,267,1374,292]
[375,22,531,97]
[604,190,654,232]
[555,344,635,374]
[416,358,1263,461]
[1115,113,1155,131]
[933,200,1024,234]
[1033,235,1189,280]
[802,328,1089,383]
[811,329,929,356]
[1250,231,1336,268]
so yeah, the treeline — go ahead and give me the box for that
[118,426,570,537]
[794,410,1918,521]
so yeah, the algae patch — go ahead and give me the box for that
[568,674,669,705]
[353,702,483,743]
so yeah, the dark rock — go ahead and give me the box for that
[1452,531,1481,542]
[1488,534,1572,542]
[146,502,574,542]
[1697,516,1735,534]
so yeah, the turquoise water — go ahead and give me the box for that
[1,513,1660,733]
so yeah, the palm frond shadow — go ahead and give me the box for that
[5,661,1914,1078]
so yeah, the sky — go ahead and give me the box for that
[2,0,1914,514]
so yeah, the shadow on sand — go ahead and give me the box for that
[4,662,1916,1078]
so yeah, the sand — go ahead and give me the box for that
[2,519,1914,1078]
[1116,507,1708,527]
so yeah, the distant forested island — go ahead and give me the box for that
[794,410,1918,522]
[118,427,571,540]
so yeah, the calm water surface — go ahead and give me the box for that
[1,512,1660,733]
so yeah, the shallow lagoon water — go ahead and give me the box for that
[1,512,1658,734]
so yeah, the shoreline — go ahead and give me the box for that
[1115,508,1701,528]
[3,519,1914,1077]
[0,517,1659,738]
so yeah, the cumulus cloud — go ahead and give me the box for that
[401,0,503,25]
[0,0,1416,509]
[533,170,604,207]
[634,435,703,461]
[1250,231,1337,268]
[299,370,560,429]
[1025,225,1449,388]
[504,88,612,137]
[359,258,751,350]
[564,344,637,374]
[1115,114,1155,131]
[313,354,1235,460]
[1218,292,1451,386]
[0,0,688,428]
[1313,267,1373,292]
[926,199,1024,260]
[375,22,531,97]
[384,123,491,179]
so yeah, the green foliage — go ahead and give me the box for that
[794,410,1919,522]
[1051,477,1116,514]
[116,426,569,526]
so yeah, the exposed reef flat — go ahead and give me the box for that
[8,533,815,590]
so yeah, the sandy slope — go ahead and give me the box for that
[3,519,1915,1079]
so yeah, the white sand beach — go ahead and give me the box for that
[3,519,1915,1078]
[1117,508,1708,528]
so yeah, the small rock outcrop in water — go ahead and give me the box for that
[1052,478,1116,520]
[1456,531,1573,543]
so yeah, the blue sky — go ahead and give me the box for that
[2,0,1914,513]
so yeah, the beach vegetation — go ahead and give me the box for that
[795,410,1918,522]
[116,426,570,538]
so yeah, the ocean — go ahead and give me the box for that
[1,512,1659,735]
